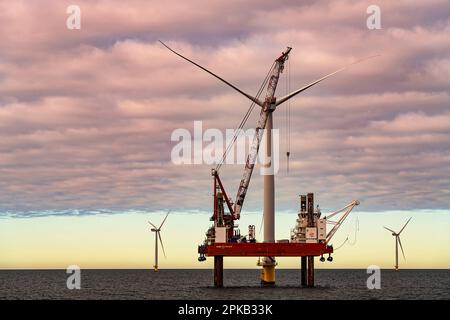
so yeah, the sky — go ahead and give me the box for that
[0,0,449,269]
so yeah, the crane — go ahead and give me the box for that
[161,41,375,285]
[160,41,370,218]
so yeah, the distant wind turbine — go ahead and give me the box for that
[384,217,412,270]
[148,211,170,272]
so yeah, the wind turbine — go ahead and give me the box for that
[148,211,170,272]
[384,217,411,271]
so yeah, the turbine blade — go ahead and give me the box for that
[159,210,170,229]
[383,226,396,234]
[160,41,263,106]
[398,236,406,260]
[158,232,166,258]
[148,221,158,229]
[275,55,380,106]
[398,217,412,235]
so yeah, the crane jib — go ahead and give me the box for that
[233,49,291,219]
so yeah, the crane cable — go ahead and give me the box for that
[216,62,275,171]
[284,60,288,173]
[348,215,359,246]
[333,237,349,251]
[215,62,276,172]
[285,58,291,174]
[333,215,359,251]
[258,212,264,236]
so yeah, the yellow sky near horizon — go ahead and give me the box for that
[1,210,449,270]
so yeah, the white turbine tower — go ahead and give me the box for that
[148,211,170,272]
[384,217,411,271]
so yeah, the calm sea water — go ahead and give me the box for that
[0,269,448,300]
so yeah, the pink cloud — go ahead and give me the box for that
[0,0,449,214]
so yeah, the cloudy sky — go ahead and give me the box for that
[0,0,449,269]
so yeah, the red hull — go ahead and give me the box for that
[202,242,333,257]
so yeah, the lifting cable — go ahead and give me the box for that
[284,60,288,173]
[333,214,359,251]
[348,215,359,246]
[333,237,349,251]
[215,62,276,172]
[258,212,264,237]
[285,58,291,174]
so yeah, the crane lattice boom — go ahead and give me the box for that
[325,200,360,243]
[233,48,292,219]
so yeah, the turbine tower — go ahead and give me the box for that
[148,211,170,272]
[384,217,411,271]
